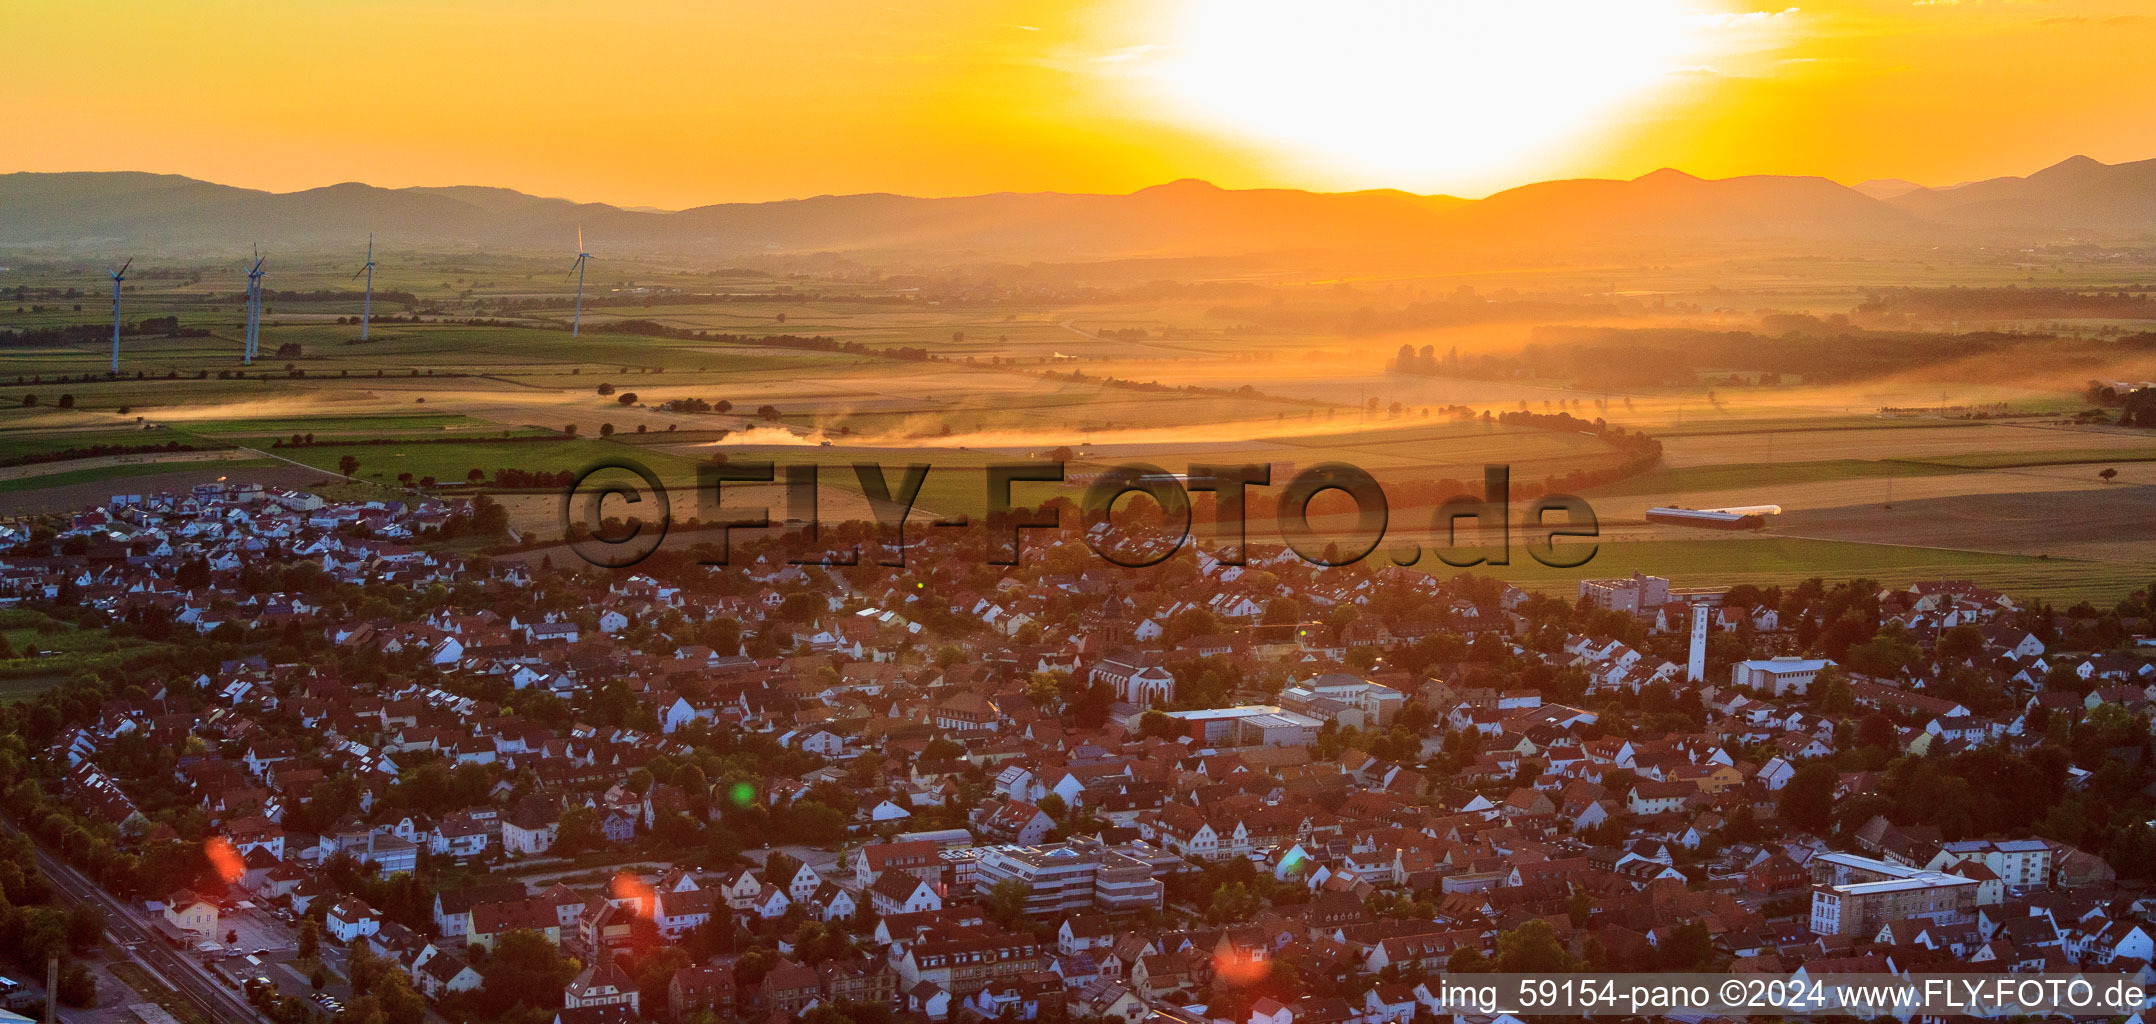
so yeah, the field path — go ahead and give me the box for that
[232,444,359,479]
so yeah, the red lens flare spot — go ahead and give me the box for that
[206,837,245,884]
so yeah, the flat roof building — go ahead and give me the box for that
[1133,705,1324,747]
[1808,852,1978,937]
[971,840,1164,918]
[1733,657,1833,696]
[1579,572,1669,614]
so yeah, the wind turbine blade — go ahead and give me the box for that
[117,257,133,277]
[577,225,584,251]
[353,267,366,280]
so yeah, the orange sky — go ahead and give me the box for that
[9,0,2156,208]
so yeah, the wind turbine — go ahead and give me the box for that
[568,227,593,337]
[243,247,266,364]
[353,234,376,341]
[107,257,132,374]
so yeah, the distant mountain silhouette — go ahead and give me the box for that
[1454,168,1927,242]
[1885,155,2156,233]
[4,155,2152,258]
[1851,178,1927,200]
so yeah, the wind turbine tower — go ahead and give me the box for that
[107,257,132,374]
[354,234,376,341]
[568,227,593,337]
[244,249,266,364]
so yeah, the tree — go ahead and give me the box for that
[1937,624,1985,665]
[1208,882,1258,923]
[617,392,637,406]
[1261,597,1301,625]
[310,965,327,990]
[1657,921,1715,970]
[1856,712,1896,750]
[2100,467,2118,484]
[986,879,1029,929]
[597,383,615,395]
[375,973,428,1024]
[480,929,575,1016]
[1781,762,1838,835]
[763,850,803,886]
[297,918,319,960]
[1494,919,1569,972]
[555,805,602,855]
[1446,947,1488,973]
[337,454,360,479]
[57,961,96,1007]
[599,422,614,437]
[1136,710,1183,741]
[66,903,105,949]
[468,468,485,484]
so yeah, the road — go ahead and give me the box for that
[1,817,265,1024]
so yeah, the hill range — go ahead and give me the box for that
[4,155,2154,258]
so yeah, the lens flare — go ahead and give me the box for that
[206,837,245,884]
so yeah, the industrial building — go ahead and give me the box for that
[1808,852,1979,936]
[1137,705,1324,747]
[1646,504,1780,530]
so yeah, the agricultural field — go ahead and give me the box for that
[1405,537,2148,605]
[4,246,2156,602]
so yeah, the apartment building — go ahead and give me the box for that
[971,840,1164,917]
[1808,852,1979,937]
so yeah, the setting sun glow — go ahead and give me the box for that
[9,0,2156,204]
[1133,0,1738,192]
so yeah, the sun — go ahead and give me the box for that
[1128,0,1739,194]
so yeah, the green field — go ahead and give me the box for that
[1895,448,2156,469]
[0,608,166,696]
[260,437,705,488]
[0,426,223,462]
[0,457,278,493]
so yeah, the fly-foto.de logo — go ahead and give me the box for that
[559,459,1601,572]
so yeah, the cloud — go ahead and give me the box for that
[1701,6,1800,28]
[1094,43,1162,65]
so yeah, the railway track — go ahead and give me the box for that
[1,817,265,1024]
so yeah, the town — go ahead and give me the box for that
[1,480,2153,1024]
